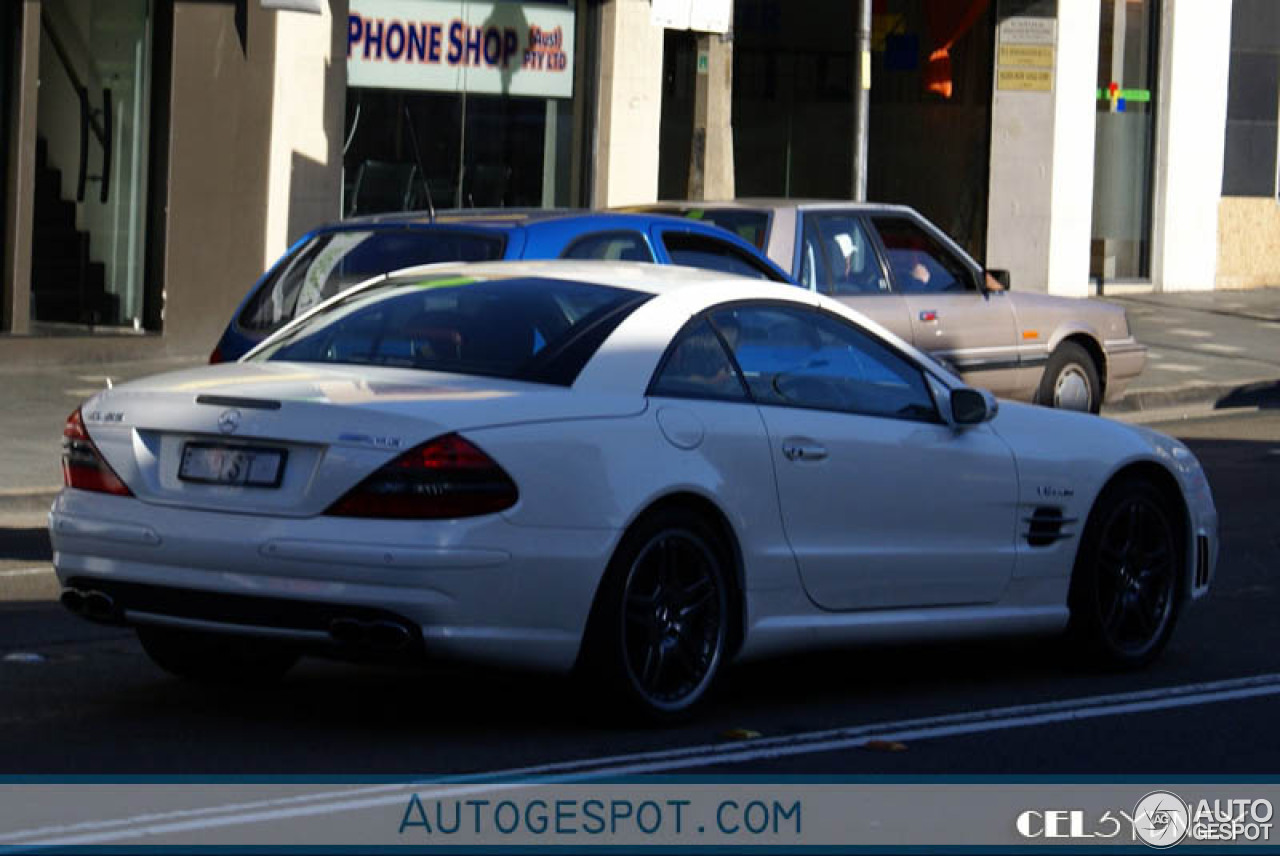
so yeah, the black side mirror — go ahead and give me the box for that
[986,268,1012,291]
[951,388,989,426]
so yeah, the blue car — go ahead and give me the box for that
[210,210,793,362]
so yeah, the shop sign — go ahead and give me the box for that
[348,0,574,99]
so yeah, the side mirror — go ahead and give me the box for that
[986,268,1012,291]
[950,388,994,426]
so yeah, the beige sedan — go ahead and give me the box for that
[633,200,1146,413]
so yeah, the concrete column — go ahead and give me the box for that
[687,32,734,200]
[3,1,39,334]
[1150,0,1232,292]
[985,4,1100,297]
[591,0,665,207]
[263,0,346,266]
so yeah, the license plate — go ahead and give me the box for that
[179,443,286,488]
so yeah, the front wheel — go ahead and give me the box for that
[1038,342,1101,413]
[1068,478,1184,668]
[137,626,299,683]
[585,510,731,722]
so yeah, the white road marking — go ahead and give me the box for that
[1152,363,1202,373]
[0,567,53,579]
[1166,328,1213,338]
[1198,343,1246,354]
[7,673,1280,846]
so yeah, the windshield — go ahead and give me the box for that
[249,274,651,386]
[237,229,506,334]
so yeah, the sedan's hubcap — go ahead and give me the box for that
[1054,366,1092,411]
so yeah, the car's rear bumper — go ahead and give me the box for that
[1102,339,1147,403]
[50,489,616,672]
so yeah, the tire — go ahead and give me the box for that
[1038,341,1101,413]
[137,626,299,684]
[1067,477,1185,669]
[583,509,732,722]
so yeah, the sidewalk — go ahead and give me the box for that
[0,288,1276,513]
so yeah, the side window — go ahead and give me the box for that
[562,231,655,262]
[870,217,975,295]
[661,232,783,281]
[650,319,749,402]
[801,214,888,296]
[710,304,939,422]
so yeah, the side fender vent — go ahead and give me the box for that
[1194,534,1211,590]
[1024,506,1077,547]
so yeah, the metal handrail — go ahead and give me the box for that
[40,11,111,204]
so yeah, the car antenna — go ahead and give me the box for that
[403,104,436,222]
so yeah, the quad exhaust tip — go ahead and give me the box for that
[60,587,121,623]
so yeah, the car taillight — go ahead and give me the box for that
[62,409,132,497]
[325,433,517,519]
[209,346,224,364]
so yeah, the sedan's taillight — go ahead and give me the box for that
[62,409,132,497]
[325,433,517,519]
[208,346,224,364]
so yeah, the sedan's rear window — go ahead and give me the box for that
[681,209,771,249]
[238,229,505,334]
[249,275,651,386]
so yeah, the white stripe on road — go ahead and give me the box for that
[0,567,52,579]
[6,672,1280,846]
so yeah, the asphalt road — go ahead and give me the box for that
[0,408,1277,777]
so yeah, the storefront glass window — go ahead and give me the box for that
[1090,0,1159,282]
[343,1,577,214]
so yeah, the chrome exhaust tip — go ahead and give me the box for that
[59,588,86,615]
[367,620,411,650]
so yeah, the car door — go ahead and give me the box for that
[795,210,914,343]
[712,302,1018,611]
[869,214,1021,396]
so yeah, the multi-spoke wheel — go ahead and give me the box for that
[586,509,731,721]
[1069,478,1184,667]
[1038,342,1101,413]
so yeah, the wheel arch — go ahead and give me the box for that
[576,490,748,669]
[1083,459,1193,596]
[1048,328,1108,401]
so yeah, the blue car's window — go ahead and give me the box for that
[238,229,505,333]
[562,231,655,262]
[661,232,784,281]
[250,275,650,386]
[710,304,939,423]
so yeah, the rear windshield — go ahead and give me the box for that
[249,275,651,386]
[680,209,771,250]
[237,229,505,334]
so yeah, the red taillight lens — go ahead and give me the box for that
[325,433,518,519]
[62,409,132,497]
[209,346,224,364]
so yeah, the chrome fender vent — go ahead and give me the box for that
[1024,506,1077,547]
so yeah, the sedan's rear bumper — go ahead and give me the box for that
[50,489,617,673]
[1102,339,1147,403]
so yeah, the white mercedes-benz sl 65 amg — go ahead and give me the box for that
[51,261,1217,719]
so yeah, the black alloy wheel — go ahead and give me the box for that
[589,509,731,721]
[1069,478,1184,667]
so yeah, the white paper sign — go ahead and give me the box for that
[651,0,730,33]
[348,0,575,99]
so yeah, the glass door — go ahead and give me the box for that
[33,0,151,329]
[1090,0,1159,283]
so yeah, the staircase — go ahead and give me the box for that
[31,137,115,326]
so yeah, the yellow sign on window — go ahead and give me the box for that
[998,44,1054,68]
[997,68,1053,92]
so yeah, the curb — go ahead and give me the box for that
[1105,377,1280,418]
[0,489,58,515]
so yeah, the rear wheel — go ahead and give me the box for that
[1039,341,1101,413]
[1068,478,1184,668]
[137,626,299,683]
[585,509,731,722]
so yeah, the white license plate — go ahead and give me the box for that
[179,443,286,488]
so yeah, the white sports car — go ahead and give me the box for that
[51,261,1217,719]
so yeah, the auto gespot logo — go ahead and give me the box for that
[1016,791,1273,846]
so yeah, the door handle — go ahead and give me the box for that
[782,441,827,462]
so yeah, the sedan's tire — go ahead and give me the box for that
[137,626,299,683]
[584,509,731,723]
[1067,477,1185,669]
[1038,342,1101,413]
